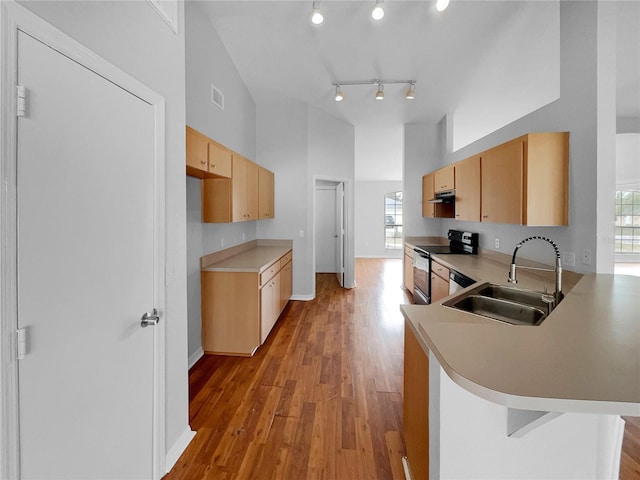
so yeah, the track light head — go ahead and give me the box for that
[372,0,384,20]
[375,83,384,100]
[334,85,344,102]
[405,83,416,100]
[311,1,324,24]
[436,0,450,12]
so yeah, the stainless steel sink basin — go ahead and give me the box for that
[476,284,549,310]
[443,282,550,326]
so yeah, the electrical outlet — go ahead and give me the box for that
[562,251,575,267]
[298,230,305,238]
[220,238,225,247]
[494,238,500,249]
[582,249,592,265]
[242,232,246,241]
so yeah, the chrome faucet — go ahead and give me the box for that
[508,236,563,311]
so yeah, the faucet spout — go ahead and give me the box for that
[508,236,563,308]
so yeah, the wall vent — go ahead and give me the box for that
[211,84,224,110]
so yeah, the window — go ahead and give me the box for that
[615,190,640,253]
[385,191,403,249]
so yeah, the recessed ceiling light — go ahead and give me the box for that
[372,0,384,20]
[375,83,384,100]
[311,1,324,24]
[335,85,344,102]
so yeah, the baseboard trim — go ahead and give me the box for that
[165,426,196,473]
[290,294,315,301]
[188,347,204,370]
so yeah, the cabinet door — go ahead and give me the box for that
[431,272,449,303]
[208,141,232,178]
[481,140,523,224]
[258,166,275,219]
[434,165,455,192]
[280,260,292,312]
[455,156,481,222]
[422,173,435,218]
[404,254,414,294]
[404,322,429,480]
[260,271,280,343]
[231,155,249,222]
[186,126,209,176]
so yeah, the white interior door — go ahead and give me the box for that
[315,186,337,273]
[335,182,345,287]
[16,30,159,479]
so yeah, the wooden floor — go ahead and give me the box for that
[166,258,410,480]
[165,258,640,480]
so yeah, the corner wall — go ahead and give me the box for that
[185,2,258,360]
[405,2,614,274]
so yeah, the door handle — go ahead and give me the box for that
[141,308,160,327]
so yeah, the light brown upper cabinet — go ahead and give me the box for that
[258,166,275,220]
[186,126,232,179]
[207,141,232,178]
[434,165,455,192]
[203,155,259,223]
[190,125,275,223]
[454,156,481,222]
[231,154,259,222]
[481,133,568,226]
[422,173,435,218]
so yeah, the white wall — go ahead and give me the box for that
[403,123,442,237]
[355,181,403,258]
[355,126,403,181]
[185,1,258,360]
[17,0,189,461]
[256,102,356,297]
[616,133,640,190]
[405,2,614,274]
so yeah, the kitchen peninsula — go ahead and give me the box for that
[401,238,640,480]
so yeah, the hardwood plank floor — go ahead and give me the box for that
[165,258,640,479]
[166,258,411,480]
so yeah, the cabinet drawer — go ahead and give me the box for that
[281,251,292,265]
[431,260,449,280]
[260,261,279,286]
[404,246,414,259]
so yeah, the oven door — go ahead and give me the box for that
[413,253,430,305]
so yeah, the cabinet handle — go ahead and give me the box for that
[200,161,207,166]
[482,215,488,219]
[211,164,216,168]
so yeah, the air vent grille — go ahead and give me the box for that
[211,84,224,110]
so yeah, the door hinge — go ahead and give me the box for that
[17,328,27,359]
[16,85,26,117]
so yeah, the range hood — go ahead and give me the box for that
[428,189,455,204]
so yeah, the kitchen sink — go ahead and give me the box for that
[475,284,550,311]
[443,282,550,326]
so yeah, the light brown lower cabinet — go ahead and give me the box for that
[430,259,450,303]
[404,246,414,294]
[201,250,292,356]
[404,320,429,480]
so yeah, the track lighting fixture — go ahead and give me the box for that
[372,0,385,20]
[375,83,384,100]
[405,82,416,100]
[311,1,324,25]
[436,0,450,12]
[331,79,415,102]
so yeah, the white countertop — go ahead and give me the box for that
[401,243,640,415]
